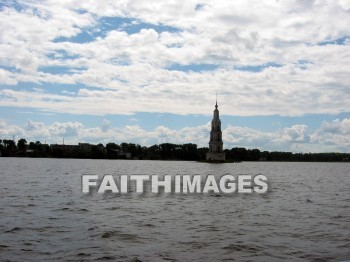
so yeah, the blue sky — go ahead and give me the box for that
[0,0,350,152]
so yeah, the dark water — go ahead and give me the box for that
[0,158,349,261]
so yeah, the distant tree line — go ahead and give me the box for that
[225,147,349,162]
[0,138,349,162]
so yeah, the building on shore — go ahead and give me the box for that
[206,99,225,162]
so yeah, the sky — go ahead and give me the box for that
[0,0,350,152]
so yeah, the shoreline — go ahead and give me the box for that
[1,156,349,163]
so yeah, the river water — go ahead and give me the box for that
[0,158,349,261]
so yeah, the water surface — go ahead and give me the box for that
[0,158,349,261]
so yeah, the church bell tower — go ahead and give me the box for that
[206,97,225,162]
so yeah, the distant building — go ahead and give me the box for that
[50,144,79,151]
[206,99,225,162]
[113,150,131,159]
[79,143,92,151]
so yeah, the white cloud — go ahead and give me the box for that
[0,69,17,85]
[49,122,83,137]
[224,125,277,149]
[280,125,310,143]
[0,120,24,137]
[311,118,350,151]
[319,118,350,134]
[0,0,349,118]
[101,119,111,132]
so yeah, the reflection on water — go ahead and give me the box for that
[0,158,349,261]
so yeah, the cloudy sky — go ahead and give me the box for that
[0,0,350,152]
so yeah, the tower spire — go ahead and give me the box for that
[215,93,218,109]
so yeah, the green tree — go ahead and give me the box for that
[91,145,106,159]
[106,143,121,158]
[35,141,42,151]
[17,138,27,152]
[29,142,36,150]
